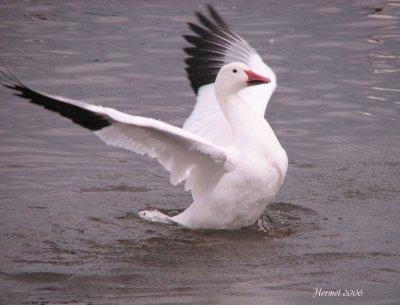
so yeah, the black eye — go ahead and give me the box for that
[233,69,237,73]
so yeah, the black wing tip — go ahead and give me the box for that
[1,66,111,132]
[186,22,207,37]
[0,71,20,88]
[184,5,234,94]
[2,83,18,90]
[1,72,29,101]
[207,4,229,29]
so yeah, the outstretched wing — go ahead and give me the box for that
[183,5,276,145]
[1,72,228,201]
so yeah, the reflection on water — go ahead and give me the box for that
[0,1,399,305]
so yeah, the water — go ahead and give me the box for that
[0,0,399,304]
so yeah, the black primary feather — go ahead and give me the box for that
[184,4,242,94]
[1,70,111,131]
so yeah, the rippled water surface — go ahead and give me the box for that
[0,0,399,304]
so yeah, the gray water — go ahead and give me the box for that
[0,0,399,304]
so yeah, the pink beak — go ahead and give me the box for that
[245,70,271,86]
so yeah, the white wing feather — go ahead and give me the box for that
[93,107,228,201]
[4,84,229,202]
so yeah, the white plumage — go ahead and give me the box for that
[1,6,287,230]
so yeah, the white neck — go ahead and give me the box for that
[239,82,276,116]
[216,90,280,149]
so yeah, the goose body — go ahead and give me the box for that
[171,65,287,229]
[1,6,287,230]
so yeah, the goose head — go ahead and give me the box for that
[214,62,271,99]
